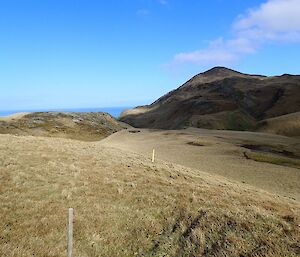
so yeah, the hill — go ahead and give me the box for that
[257,111,300,138]
[120,67,300,136]
[0,112,129,141]
[0,133,299,256]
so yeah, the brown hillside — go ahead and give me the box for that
[120,67,300,134]
[0,112,129,141]
[257,111,300,137]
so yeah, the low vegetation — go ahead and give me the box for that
[257,111,300,138]
[120,67,300,133]
[224,111,255,131]
[244,151,300,169]
[0,134,299,256]
[187,140,213,147]
[0,112,128,141]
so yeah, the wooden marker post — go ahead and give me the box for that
[67,208,74,257]
[152,149,155,163]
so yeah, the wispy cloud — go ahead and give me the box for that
[172,37,256,66]
[158,0,168,5]
[168,0,300,67]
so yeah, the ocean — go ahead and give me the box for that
[0,107,130,118]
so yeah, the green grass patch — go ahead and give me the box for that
[225,111,256,131]
[187,140,213,147]
[244,151,300,169]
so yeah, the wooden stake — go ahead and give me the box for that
[152,149,155,163]
[67,208,74,257]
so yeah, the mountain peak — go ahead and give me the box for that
[120,68,300,133]
[180,67,246,87]
[202,66,241,76]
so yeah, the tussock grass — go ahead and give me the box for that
[244,151,300,169]
[0,134,299,256]
[187,141,213,147]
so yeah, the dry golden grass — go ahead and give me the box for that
[257,111,300,137]
[101,128,300,201]
[0,134,300,256]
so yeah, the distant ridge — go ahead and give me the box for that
[0,112,129,141]
[179,66,266,87]
[120,67,300,137]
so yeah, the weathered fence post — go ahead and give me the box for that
[152,149,155,163]
[68,208,74,257]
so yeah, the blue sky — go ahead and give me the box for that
[0,0,300,110]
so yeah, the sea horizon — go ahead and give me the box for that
[0,106,131,118]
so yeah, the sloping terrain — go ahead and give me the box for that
[120,67,300,135]
[257,111,300,138]
[0,134,299,257]
[101,128,300,201]
[0,112,129,141]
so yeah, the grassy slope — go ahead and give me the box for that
[244,151,300,169]
[257,111,300,137]
[0,112,128,141]
[101,128,300,201]
[188,111,256,131]
[0,134,299,257]
[120,69,300,132]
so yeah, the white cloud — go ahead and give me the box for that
[235,0,300,33]
[234,0,300,42]
[173,38,236,66]
[168,0,300,67]
[170,37,257,67]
